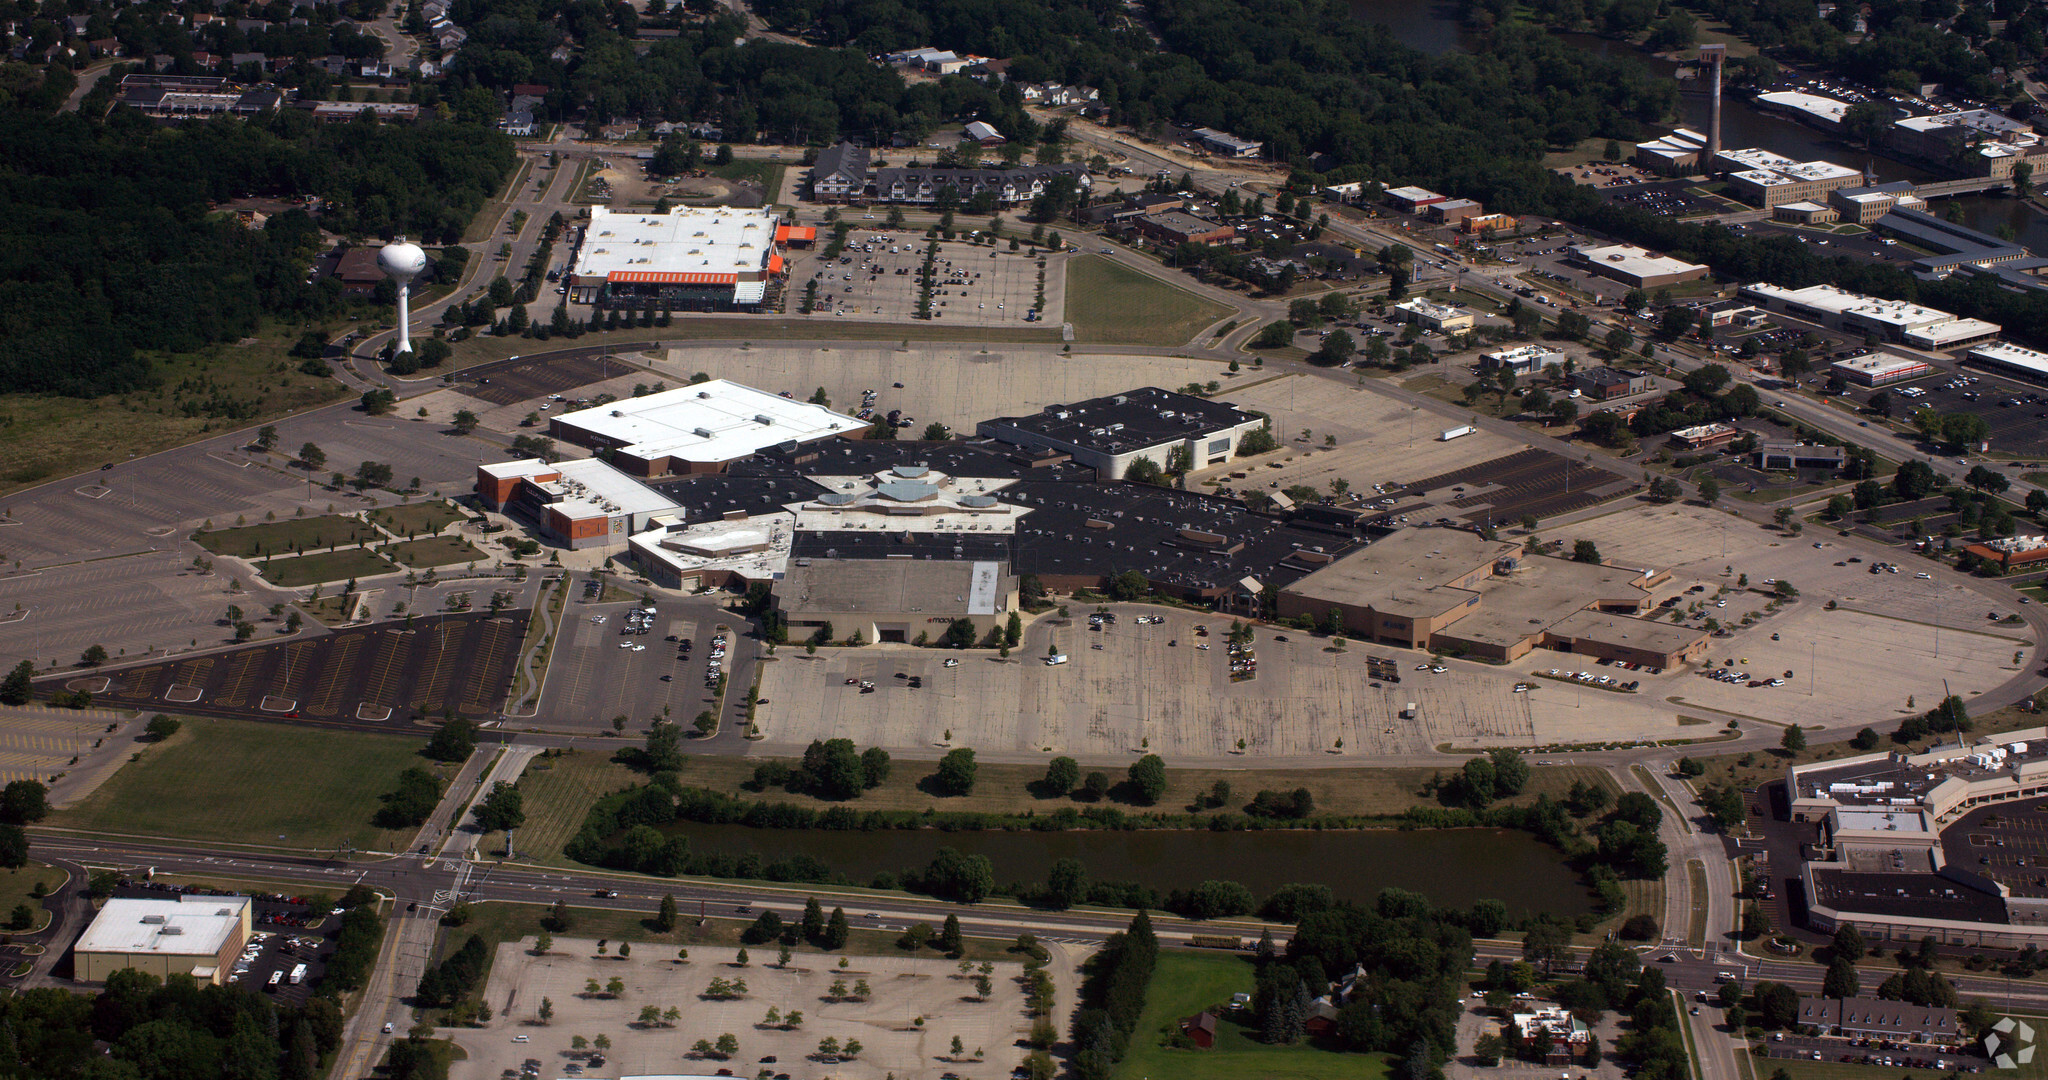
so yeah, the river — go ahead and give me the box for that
[671,821,1594,916]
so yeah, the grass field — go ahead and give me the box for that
[256,548,396,587]
[0,321,354,496]
[436,898,1020,981]
[382,535,487,569]
[370,502,465,537]
[1066,255,1235,346]
[1117,950,1390,1080]
[707,159,786,199]
[512,749,1621,865]
[0,862,66,933]
[299,594,358,627]
[195,515,379,559]
[51,717,431,852]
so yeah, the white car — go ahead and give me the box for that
[617,642,633,649]
[944,658,959,667]
[1916,571,1931,579]
[632,644,646,652]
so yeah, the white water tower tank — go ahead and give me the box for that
[377,241,429,357]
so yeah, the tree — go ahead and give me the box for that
[1823,958,1860,999]
[0,781,48,825]
[656,894,678,932]
[1046,857,1089,910]
[1043,756,1079,795]
[0,660,31,706]
[1083,771,1111,800]
[802,896,826,943]
[715,1033,739,1058]
[824,907,849,949]
[538,997,554,1024]
[1254,321,1295,348]
[1894,460,1939,500]
[643,721,685,772]
[934,748,978,795]
[1311,329,1356,367]
[451,409,479,434]
[471,780,524,837]
[1128,754,1167,804]
[424,718,476,762]
[1571,540,1602,564]
[534,932,552,955]
[1781,725,1807,753]
[360,388,397,415]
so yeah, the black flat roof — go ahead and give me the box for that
[980,387,1259,456]
[1810,869,2007,924]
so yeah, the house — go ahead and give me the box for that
[1514,1008,1592,1066]
[599,122,637,140]
[963,120,1004,146]
[1181,1012,1217,1049]
[500,109,535,136]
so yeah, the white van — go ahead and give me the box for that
[1044,654,1069,666]
[288,963,308,985]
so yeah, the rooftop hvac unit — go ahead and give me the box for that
[140,915,166,924]
[693,427,714,438]
[754,415,774,425]
[159,926,184,935]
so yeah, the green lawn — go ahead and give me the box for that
[1118,950,1390,1080]
[1066,254,1235,346]
[194,515,379,559]
[51,717,432,852]
[382,535,488,569]
[370,502,466,537]
[0,862,65,933]
[298,594,357,627]
[708,159,786,198]
[255,548,396,587]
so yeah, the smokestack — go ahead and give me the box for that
[1700,45,1727,173]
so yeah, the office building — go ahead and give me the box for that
[1566,244,1709,289]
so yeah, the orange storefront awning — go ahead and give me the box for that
[774,224,817,243]
[607,271,739,285]
[768,254,784,274]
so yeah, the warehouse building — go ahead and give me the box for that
[475,457,682,548]
[1570,366,1654,401]
[1190,127,1263,158]
[1831,352,1932,386]
[1717,147,1863,208]
[1634,128,1707,174]
[1130,211,1236,246]
[568,207,788,311]
[76,896,253,985]
[548,380,862,477]
[1755,90,1853,132]
[1740,283,2001,349]
[977,387,1266,480]
[1567,244,1708,289]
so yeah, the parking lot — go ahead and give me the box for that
[1947,800,2048,900]
[452,941,1064,1080]
[87,612,524,728]
[105,880,341,1005]
[535,595,739,732]
[1859,368,2048,458]
[787,234,1063,327]
[1599,178,1724,218]
[462,353,631,408]
[1554,501,2024,730]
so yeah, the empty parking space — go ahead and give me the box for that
[536,599,731,731]
[459,352,628,407]
[84,614,523,728]
[788,233,1061,327]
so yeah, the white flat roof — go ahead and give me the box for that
[632,511,795,581]
[1757,90,1853,124]
[555,379,860,464]
[1485,344,1565,361]
[1718,146,1800,171]
[539,457,680,517]
[1907,318,2002,348]
[480,458,557,480]
[1741,284,1991,337]
[1575,244,1707,278]
[78,896,248,957]
[1731,168,1794,187]
[1385,185,1442,201]
[1970,342,2048,375]
[571,206,779,282]
[1395,298,1465,319]
[1832,353,1928,376]
[1778,200,1832,212]
[1896,109,2032,136]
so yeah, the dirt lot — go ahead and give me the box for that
[450,940,1076,1080]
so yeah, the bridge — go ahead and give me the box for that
[1913,175,2014,198]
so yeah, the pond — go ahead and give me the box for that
[669,821,1594,916]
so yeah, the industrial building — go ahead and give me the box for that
[1479,344,1566,375]
[1391,298,1475,332]
[567,207,789,312]
[1634,128,1707,174]
[1830,353,1932,386]
[1783,730,2048,948]
[475,457,682,548]
[1740,283,2001,350]
[1713,147,1862,207]
[1892,109,2048,177]
[1566,244,1709,289]
[1273,528,1699,665]
[547,380,862,477]
[1966,341,2048,382]
[1754,90,1853,132]
[976,387,1267,481]
[75,896,253,985]
[1831,181,1925,225]
[1874,207,2028,272]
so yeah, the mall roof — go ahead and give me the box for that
[533,457,681,517]
[571,206,781,283]
[1281,528,1518,619]
[780,558,1004,615]
[978,387,1261,456]
[79,896,249,957]
[555,379,860,464]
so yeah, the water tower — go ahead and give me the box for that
[376,240,429,356]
